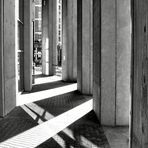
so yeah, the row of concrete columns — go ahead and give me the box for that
[63,0,131,126]
[62,0,93,93]
[41,0,93,95]
[0,0,131,127]
[0,0,34,116]
[42,1,131,129]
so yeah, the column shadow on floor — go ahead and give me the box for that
[0,81,110,148]
[26,92,110,148]
[36,110,110,148]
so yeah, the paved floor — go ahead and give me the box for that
[33,66,62,77]
[0,78,129,148]
[0,82,110,148]
[103,126,129,148]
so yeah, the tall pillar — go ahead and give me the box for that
[101,0,116,126]
[77,0,82,91]
[24,0,33,91]
[116,0,131,125]
[0,0,16,116]
[42,0,57,76]
[62,0,77,81]
[53,0,58,74]
[4,0,16,115]
[93,0,101,120]
[42,0,49,75]
[0,0,4,116]
[93,0,131,126]
[77,0,93,94]
[131,0,148,147]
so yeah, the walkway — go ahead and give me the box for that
[0,78,110,148]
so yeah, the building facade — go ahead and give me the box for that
[34,0,42,42]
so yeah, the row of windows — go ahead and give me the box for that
[35,0,42,5]
[34,0,42,37]
[35,20,42,32]
[35,7,42,19]
[59,24,61,29]
[58,0,62,4]
[34,33,42,41]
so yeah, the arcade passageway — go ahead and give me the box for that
[0,0,148,147]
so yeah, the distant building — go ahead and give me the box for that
[57,0,62,45]
[34,0,42,42]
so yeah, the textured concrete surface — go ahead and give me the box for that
[3,0,16,115]
[77,0,82,93]
[96,0,131,126]
[101,0,116,126]
[42,0,50,75]
[0,0,4,116]
[62,0,77,82]
[24,0,33,91]
[77,0,93,95]
[42,0,57,76]
[93,0,101,121]
[131,0,148,147]
[116,0,131,125]
[81,0,93,95]
[103,126,129,148]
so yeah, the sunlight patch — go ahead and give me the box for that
[17,83,77,106]
[34,75,62,85]
[0,99,93,148]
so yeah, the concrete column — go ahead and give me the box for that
[77,0,93,94]
[0,0,4,116]
[62,0,77,81]
[82,0,93,94]
[0,0,17,116]
[93,0,101,120]
[53,0,58,74]
[101,0,116,126]
[42,0,49,75]
[42,0,57,75]
[77,0,82,91]
[131,0,148,147]
[24,0,33,91]
[116,0,131,125]
[93,0,131,126]
[48,0,53,75]
[4,0,16,115]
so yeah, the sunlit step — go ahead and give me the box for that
[34,75,62,85]
[17,83,77,106]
